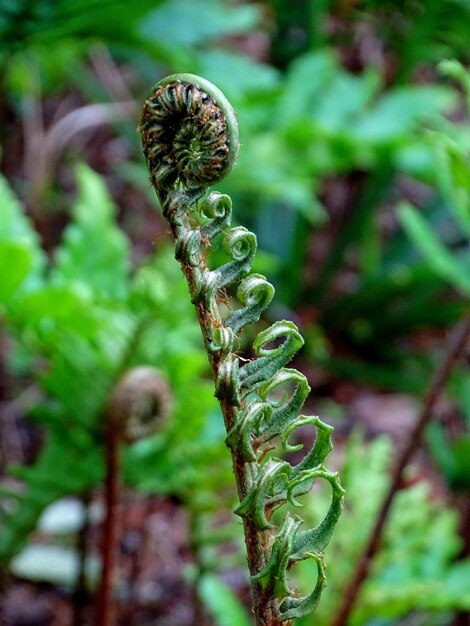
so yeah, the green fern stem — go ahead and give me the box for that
[140,73,344,625]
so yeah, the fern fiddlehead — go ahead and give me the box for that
[140,73,344,625]
[98,366,173,626]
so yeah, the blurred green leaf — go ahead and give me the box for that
[140,0,261,47]
[52,164,130,300]
[199,573,252,626]
[308,68,380,134]
[12,284,98,335]
[398,201,470,296]
[354,86,456,144]
[0,242,32,303]
[0,174,45,282]
[276,50,339,126]
[196,50,280,103]
[0,0,166,52]
[432,133,470,239]
[426,424,458,487]
[451,436,470,489]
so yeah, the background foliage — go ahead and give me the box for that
[0,1,469,625]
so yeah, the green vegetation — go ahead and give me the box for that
[1,2,470,625]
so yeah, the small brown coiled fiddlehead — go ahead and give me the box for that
[140,74,344,626]
[97,367,173,626]
[107,366,173,442]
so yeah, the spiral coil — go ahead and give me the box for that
[141,74,239,192]
[107,366,173,443]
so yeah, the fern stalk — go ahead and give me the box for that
[96,367,173,626]
[140,74,344,625]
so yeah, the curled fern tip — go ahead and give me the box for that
[140,73,239,192]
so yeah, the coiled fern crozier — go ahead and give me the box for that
[140,74,344,626]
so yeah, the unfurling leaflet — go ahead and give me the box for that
[140,73,344,624]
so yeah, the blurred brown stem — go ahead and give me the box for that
[72,492,92,626]
[332,311,470,626]
[95,428,121,626]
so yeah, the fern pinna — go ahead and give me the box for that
[140,73,344,626]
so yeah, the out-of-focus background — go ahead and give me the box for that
[0,1,470,625]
